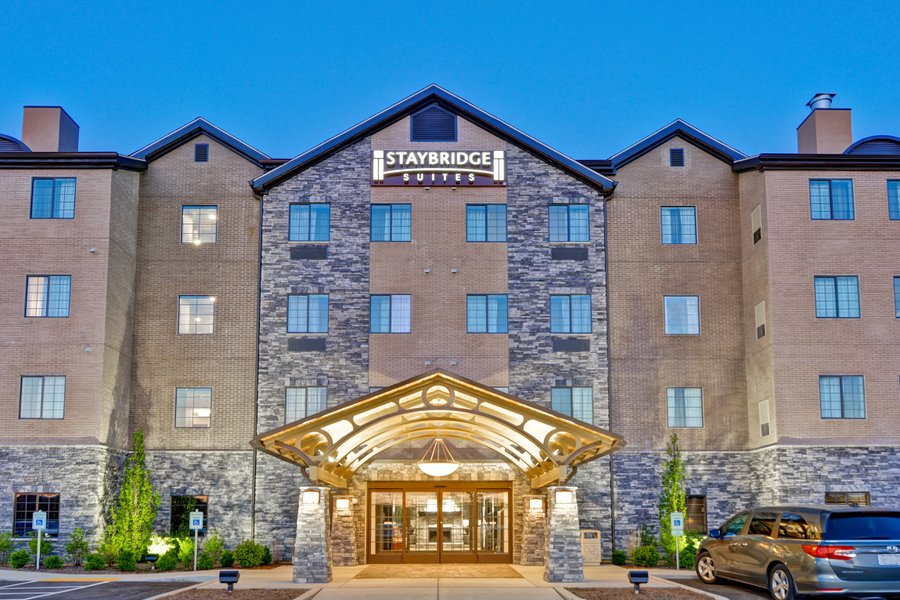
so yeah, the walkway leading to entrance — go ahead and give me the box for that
[354,564,522,578]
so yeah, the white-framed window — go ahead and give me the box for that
[551,387,593,424]
[19,376,65,419]
[175,387,211,428]
[286,387,327,423]
[667,387,703,427]
[181,205,218,244]
[664,296,700,335]
[178,295,215,334]
[370,294,411,333]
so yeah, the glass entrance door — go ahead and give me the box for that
[367,483,512,564]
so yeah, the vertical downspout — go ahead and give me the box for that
[250,188,265,541]
[603,187,618,554]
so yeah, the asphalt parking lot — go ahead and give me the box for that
[666,577,769,600]
[0,580,192,599]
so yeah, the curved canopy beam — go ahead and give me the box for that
[253,369,625,489]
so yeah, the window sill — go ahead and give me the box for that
[548,241,590,246]
[288,240,330,244]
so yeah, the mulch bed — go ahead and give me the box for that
[567,589,707,600]
[173,591,307,600]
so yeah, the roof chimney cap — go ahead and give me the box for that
[807,93,836,111]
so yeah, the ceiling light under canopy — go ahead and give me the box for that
[417,438,459,477]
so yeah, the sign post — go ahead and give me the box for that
[32,511,47,571]
[670,512,684,570]
[189,511,204,572]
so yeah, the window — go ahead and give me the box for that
[194,144,209,162]
[888,181,900,220]
[720,512,748,537]
[825,491,871,506]
[285,387,327,422]
[810,179,854,220]
[25,275,71,318]
[814,276,860,318]
[19,376,65,419]
[289,203,330,241]
[759,399,771,437]
[370,295,411,333]
[779,513,819,540]
[466,205,507,242]
[894,277,900,318]
[660,207,697,244]
[171,495,208,535]
[755,301,767,339]
[551,387,593,423]
[30,178,75,219]
[748,512,778,537]
[371,204,411,241]
[467,295,508,333]
[181,206,218,244]
[548,204,589,242]
[175,387,211,427]
[751,205,763,244]
[667,387,703,428]
[14,493,59,538]
[686,496,707,533]
[410,104,457,142]
[550,295,591,333]
[664,296,700,335]
[287,294,328,333]
[819,375,865,419]
[178,295,215,334]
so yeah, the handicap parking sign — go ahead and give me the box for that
[32,510,47,531]
[670,511,684,536]
[189,511,204,530]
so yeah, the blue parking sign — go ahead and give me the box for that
[32,510,47,531]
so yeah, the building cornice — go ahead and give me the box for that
[733,153,900,172]
[0,152,147,171]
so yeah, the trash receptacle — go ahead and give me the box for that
[581,529,601,565]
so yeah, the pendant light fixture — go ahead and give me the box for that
[417,438,459,477]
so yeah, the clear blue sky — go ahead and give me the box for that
[1,0,898,158]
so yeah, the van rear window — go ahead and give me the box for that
[823,513,900,540]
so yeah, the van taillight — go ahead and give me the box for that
[802,545,856,560]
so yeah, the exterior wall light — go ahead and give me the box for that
[334,497,351,511]
[529,497,545,511]
[301,489,320,505]
[555,489,575,505]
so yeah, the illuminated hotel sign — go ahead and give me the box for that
[372,150,505,186]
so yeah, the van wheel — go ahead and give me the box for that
[696,552,719,584]
[769,565,797,600]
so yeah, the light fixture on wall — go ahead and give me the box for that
[555,489,575,505]
[301,489,320,505]
[528,497,545,512]
[334,497,351,511]
[417,438,459,477]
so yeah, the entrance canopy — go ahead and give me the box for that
[253,370,624,489]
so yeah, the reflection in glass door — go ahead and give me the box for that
[441,491,474,556]
[477,491,509,558]
[405,491,439,559]
[370,491,403,560]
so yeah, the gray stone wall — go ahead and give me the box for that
[544,486,584,582]
[293,487,332,583]
[0,445,125,550]
[521,494,546,565]
[145,450,253,549]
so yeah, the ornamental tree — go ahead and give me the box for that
[106,429,160,558]
[658,433,687,564]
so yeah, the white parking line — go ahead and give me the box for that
[0,583,35,589]
[0,581,108,600]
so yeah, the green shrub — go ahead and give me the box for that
[0,532,13,565]
[611,549,627,566]
[261,545,272,566]
[219,549,234,568]
[117,548,136,571]
[679,543,697,568]
[631,545,660,567]
[84,553,106,571]
[234,540,266,568]
[203,531,225,565]
[43,555,64,569]
[197,551,214,570]
[156,551,178,572]
[97,537,119,567]
[27,532,53,565]
[64,528,90,566]
[176,536,194,568]
[9,549,29,569]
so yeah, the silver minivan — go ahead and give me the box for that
[696,506,900,600]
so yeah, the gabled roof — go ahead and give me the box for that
[251,84,615,193]
[130,117,269,165]
[607,118,746,170]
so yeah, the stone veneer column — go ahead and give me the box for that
[330,495,357,566]
[521,494,547,566]
[544,486,584,582]
[292,487,332,583]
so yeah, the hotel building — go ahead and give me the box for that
[1,88,898,581]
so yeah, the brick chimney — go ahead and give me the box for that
[797,93,852,154]
[22,106,79,152]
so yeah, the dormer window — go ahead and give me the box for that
[410,104,457,142]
